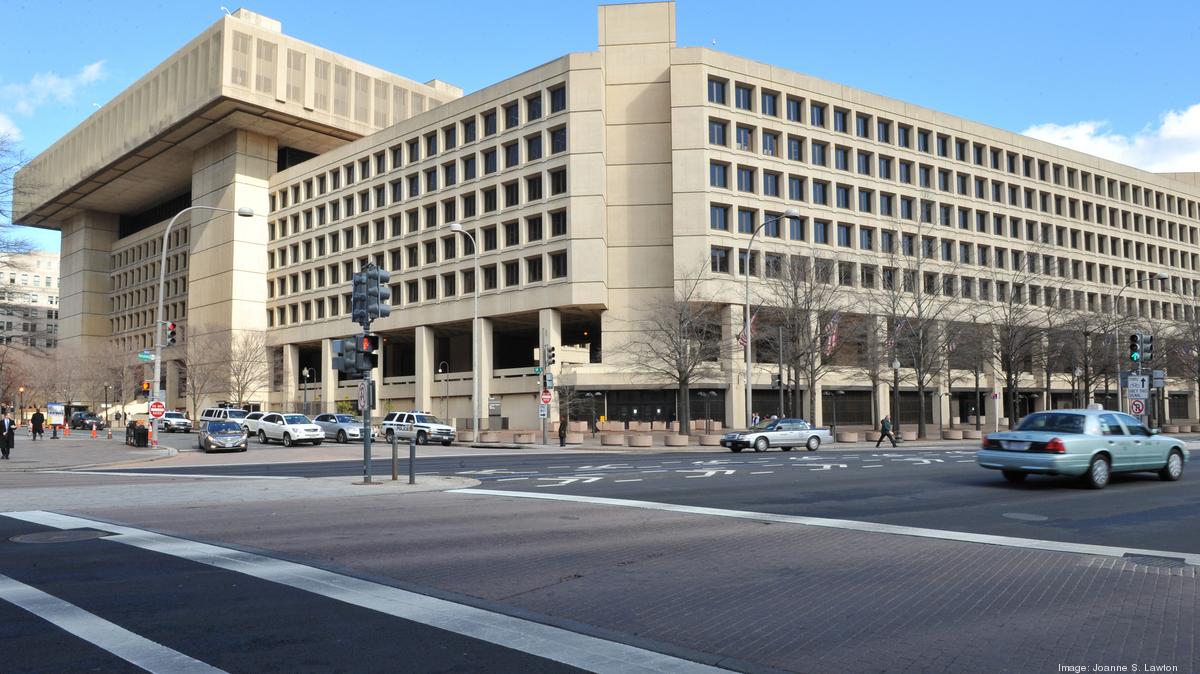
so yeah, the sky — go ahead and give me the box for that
[4,0,1200,254]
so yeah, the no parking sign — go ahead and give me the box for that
[1129,399,1146,415]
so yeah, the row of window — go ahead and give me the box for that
[706,76,1200,221]
[271,85,568,213]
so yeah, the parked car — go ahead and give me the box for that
[199,407,250,424]
[160,411,193,433]
[977,408,1188,489]
[721,418,831,452]
[240,411,266,434]
[197,420,248,452]
[381,411,455,446]
[69,412,106,430]
[256,412,324,446]
[313,413,371,443]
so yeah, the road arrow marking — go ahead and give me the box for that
[614,479,643,483]
[574,464,633,471]
[457,469,535,475]
[808,464,848,471]
[862,465,883,468]
[894,458,945,465]
[692,460,735,465]
[749,471,774,475]
[536,476,604,487]
[679,469,737,478]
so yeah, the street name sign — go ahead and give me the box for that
[137,351,154,362]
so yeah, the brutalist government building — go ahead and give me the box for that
[15,2,1200,433]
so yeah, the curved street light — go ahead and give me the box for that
[447,223,480,437]
[745,208,801,429]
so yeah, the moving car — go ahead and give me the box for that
[69,411,106,430]
[977,408,1188,489]
[256,412,324,446]
[381,411,455,445]
[160,411,193,433]
[313,413,369,443]
[197,420,248,452]
[721,418,832,452]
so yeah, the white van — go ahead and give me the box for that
[198,407,250,424]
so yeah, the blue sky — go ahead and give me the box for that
[5,0,1200,253]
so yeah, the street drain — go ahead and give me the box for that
[10,529,112,544]
[1002,512,1049,522]
[1122,553,1190,569]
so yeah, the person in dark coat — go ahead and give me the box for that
[558,416,568,447]
[30,408,45,441]
[1,412,14,459]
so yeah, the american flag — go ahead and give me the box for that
[823,312,842,356]
[737,309,760,347]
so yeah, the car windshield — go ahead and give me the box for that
[748,420,772,430]
[165,412,183,419]
[1016,412,1086,434]
[335,415,358,423]
[208,421,241,433]
[284,414,311,425]
[224,410,248,419]
[414,415,443,425]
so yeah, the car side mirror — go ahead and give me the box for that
[1149,428,1160,436]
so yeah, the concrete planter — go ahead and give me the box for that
[628,434,652,447]
[663,435,689,447]
[651,421,667,431]
[962,429,982,439]
[633,422,652,433]
[569,421,588,433]
[1163,425,1180,434]
[457,431,475,443]
[600,434,625,446]
[513,432,535,444]
[709,421,723,432]
[942,429,964,440]
[478,432,500,443]
[698,434,722,446]
[565,432,583,445]
[835,431,860,443]
[900,430,918,442]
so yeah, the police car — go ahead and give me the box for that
[381,411,456,446]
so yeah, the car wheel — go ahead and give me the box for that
[730,446,743,453]
[1159,449,1184,482]
[753,437,769,452]
[1002,470,1027,484]
[806,436,820,451]
[258,430,268,444]
[442,440,452,446]
[416,431,429,445]
[336,430,347,443]
[312,440,322,446]
[1084,455,1111,489]
[283,433,293,447]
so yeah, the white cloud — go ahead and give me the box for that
[1023,104,1200,173]
[1,60,107,116]
[0,112,20,141]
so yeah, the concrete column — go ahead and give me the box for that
[1189,383,1199,422]
[478,317,494,429]
[57,210,119,358]
[811,382,825,428]
[282,344,299,412]
[875,380,891,429]
[720,304,745,429]
[934,389,952,429]
[538,307,562,366]
[320,338,336,414]
[414,326,434,413]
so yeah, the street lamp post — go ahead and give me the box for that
[585,392,602,436]
[745,208,801,429]
[1112,272,1168,412]
[438,361,450,419]
[1073,367,1084,408]
[447,223,480,439]
[17,386,24,425]
[300,367,312,415]
[152,205,254,445]
[891,358,901,437]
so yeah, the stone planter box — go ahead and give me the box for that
[600,434,625,446]
[1163,425,1180,434]
[513,432,535,444]
[709,421,723,432]
[569,421,588,433]
[651,421,667,431]
[835,431,860,443]
[565,432,583,445]
[628,434,653,447]
[900,430,918,441]
[478,432,500,443]
[663,435,689,447]
[633,422,652,433]
[923,431,943,441]
[1178,424,1195,433]
[457,431,475,443]
[604,421,627,432]
[698,434,722,446]
[942,429,964,440]
[962,429,982,439]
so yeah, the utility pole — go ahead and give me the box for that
[540,329,548,445]
[777,325,785,417]
[343,263,390,484]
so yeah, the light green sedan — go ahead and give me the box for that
[977,409,1188,489]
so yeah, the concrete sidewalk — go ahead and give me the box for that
[0,431,173,471]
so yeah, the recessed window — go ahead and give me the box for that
[710,246,730,273]
[707,78,727,105]
[710,204,730,231]
[709,119,728,146]
[550,85,567,113]
[734,84,753,110]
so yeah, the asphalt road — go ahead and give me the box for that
[101,446,1200,555]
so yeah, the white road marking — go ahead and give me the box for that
[808,464,848,471]
[640,470,668,473]
[453,490,1200,567]
[546,466,571,469]
[42,470,297,480]
[749,471,774,475]
[862,465,883,468]
[496,477,529,482]
[0,573,224,673]
[956,460,975,463]
[614,479,643,483]
[678,469,737,478]
[661,461,681,464]
[3,511,723,674]
[537,476,604,488]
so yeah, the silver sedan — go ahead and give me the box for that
[313,413,368,443]
[721,418,832,452]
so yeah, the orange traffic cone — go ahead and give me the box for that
[91,423,97,439]
[64,424,70,437]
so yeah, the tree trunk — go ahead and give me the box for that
[916,379,928,439]
[973,369,981,431]
[679,382,691,435]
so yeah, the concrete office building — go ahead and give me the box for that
[0,252,60,349]
[15,2,1200,430]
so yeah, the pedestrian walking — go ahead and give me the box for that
[1,412,15,459]
[751,412,761,425]
[558,416,568,447]
[30,408,45,441]
[875,415,897,448]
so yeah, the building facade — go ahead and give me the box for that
[15,2,1200,429]
[0,252,60,350]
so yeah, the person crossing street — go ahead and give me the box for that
[875,415,897,448]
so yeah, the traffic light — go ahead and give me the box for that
[1143,334,1155,362]
[358,334,380,371]
[1129,333,1142,362]
[772,373,782,389]
[165,322,177,346]
[140,381,151,397]
[365,266,392,320]
[332,338,359,375]
[351,272,369,326]
[546,346,556,366]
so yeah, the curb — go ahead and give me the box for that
[17,447,179,473]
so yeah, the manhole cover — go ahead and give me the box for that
[10,529,112,544]
[1002,512,1049,522]
[1122,553,1189,569]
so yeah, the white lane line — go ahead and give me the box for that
[546,466,571,469]
[749,471,774,475]
[956,460,975,463]
[5,511,722,674]
[614,479,643,483]
[40,470,297,480]
[450,490,1200,567]
[0,573,224,674]
[640,470,668,473]
[496,477,529,482]
[862,465,883,468]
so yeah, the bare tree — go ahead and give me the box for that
[180,329,230,420]
[621,264,728,432]
[226,330,270,408]
[0,135,34,266]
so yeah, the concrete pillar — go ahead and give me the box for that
[875,380,891,429]
[478,317,494,429]
[282,344,299,412]
[320,338,336,414]
[811,381,825,428]
[720,304,745,428]
[934,389,951,429]
[414,326,434,413]
[538,307,562,365]
[57,210,119,358]
[1189,382,1199,422]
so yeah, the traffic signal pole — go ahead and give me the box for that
[541,329,548,445]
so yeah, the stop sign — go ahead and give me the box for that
[540,389,553,404]
[149,400,166,419]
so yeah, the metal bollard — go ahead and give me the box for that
[409,434,416,485]
[391,432,398,481]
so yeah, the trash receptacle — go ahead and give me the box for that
[134,426,149,448]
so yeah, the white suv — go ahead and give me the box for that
[256,412,324,447]
[381,411,455,446]
[199,407,249,424]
